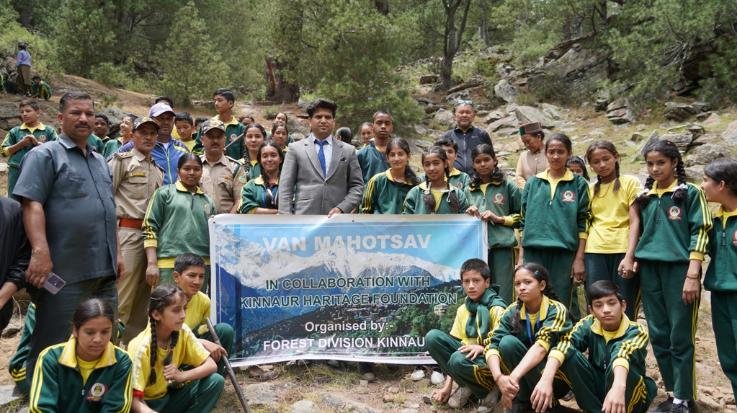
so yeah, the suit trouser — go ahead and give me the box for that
[496,335,569,403]
[639,260,698,400]
[27,276,117,387]
[559,348,656,413]
[117,227,151,344]
[489,247,515,304]
[711,291,737,398]
[425,329,494,398]
[584,253,641,319]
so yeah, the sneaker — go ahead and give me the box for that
[650,397,674,412]
[670,400,697,413]
[448,386,473,408]
[430,370,445,385]
[479,388,501,409]
[410,368,425,381]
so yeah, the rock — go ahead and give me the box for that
[721,121,737,146]
[0,385,21,407]
[292,399,318,413]
[635,131,660,161]
[244,383,281,407]
[685,165,705,181]
[687,124,705,139]
[410,369,425,381]
[514,106,555,128]
[483,110,506,124]
[664,101,699,121]
[696,111,712,121]
[541,103,563,120]
[692,101,711,112]
[487,115,518,132]
[493,79,518,103]
[419,74,439,85]
[630,132,646,143]
[383,393,397,403]
[703,112,721,126]
[685,143,726,166]
[661,132,693,153]
[594,97,609,112]
[433,108,454,126]
[606,98,634,124]
[424,104,440,114]
[322,394,380,413]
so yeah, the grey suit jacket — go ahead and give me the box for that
[278,136,364,214]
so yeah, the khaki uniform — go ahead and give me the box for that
[200,154,246,214]
[108,148,164,344]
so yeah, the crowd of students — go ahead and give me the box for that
[0,89,735,413]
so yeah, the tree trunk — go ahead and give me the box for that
[440,0,472,90]
[374,0,390,15]
[265,57,300,103]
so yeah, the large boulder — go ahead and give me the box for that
[661,132,694,154]
[513,105,555,128]
[663,101,711,122]
[493,79,518,103]
[722,121,737,146]
[419,74,439,85]
[432,108,454,126]
[685,143,726,166]
[606,98,634,124]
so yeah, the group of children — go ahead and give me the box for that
[27,254,229,412]
[3,92,737,412]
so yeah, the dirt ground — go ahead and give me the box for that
[0,291,733,412]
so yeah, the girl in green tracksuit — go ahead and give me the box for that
[518,133,590,315]
[402,146,470,215]
[239,143,283,214]
[128,285,224,413]
[701,159,737,399]
[485,263,572,412]
[465,143,521,303]
[361,138,419,214]
[633,139,711,413]
[30,298,132,413]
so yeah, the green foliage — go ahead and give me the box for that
[158,1,229,107]
[0,0,58,78]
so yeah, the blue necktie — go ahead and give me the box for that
[315,139,329,176]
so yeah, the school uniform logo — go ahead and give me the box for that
[230,133,238,142]
[493,193,505,205]
[86,383,107,402]
[668,206,682,220]
[561,190,575,203]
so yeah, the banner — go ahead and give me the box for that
[209,214,487,367]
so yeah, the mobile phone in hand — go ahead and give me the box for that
[43,272,66,295]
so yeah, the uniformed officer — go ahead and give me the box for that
[199,119,246,214]
[108,117,164,344]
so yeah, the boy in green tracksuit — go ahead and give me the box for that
[30,76,51,100]
[426,259,506,409]
[536,280,656,413]
[195,88,246,160]
[435,137,471,190]
[8,303,35,395]
[465,144,521,303]
[87,133,105,154]
[634,140,711,412]
[0,99,57,194]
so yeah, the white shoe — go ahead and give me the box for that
[448,386,473,408]
[430,371,445,385]
[410,369,425,381]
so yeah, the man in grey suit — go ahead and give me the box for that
[278,99,364,215]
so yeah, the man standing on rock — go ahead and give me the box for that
[441,101,493,175]
[13,91,123,383]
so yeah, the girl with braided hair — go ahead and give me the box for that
[584,140,643,319]
[517,133,590,318]
[465,144,521,303]
[631,139,711,413]
[485,263,572,412]
[402,146,470,214]
[128,285,224,413]
[361,137,419,214]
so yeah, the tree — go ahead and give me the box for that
[158,1,228,106]
[264,0,304,103]
[439,0,472,90]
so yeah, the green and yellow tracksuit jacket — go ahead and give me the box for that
[465,178,521,248]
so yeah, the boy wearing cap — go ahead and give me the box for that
[199,119,246,214]
[195,88,246,160]
[117,101,189,184]
[1,99,57,194]
[108,117,164,344]
[514,122,547,188]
